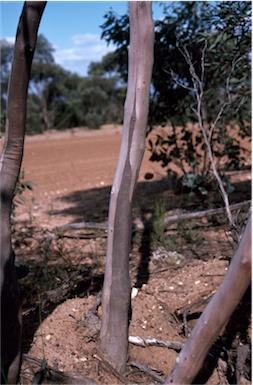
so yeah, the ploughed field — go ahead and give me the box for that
[6,124,251,384]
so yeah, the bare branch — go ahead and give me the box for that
[200,40,208,85]
[208,54,245,142]
[165,68,194,92]
[178,43,237,232]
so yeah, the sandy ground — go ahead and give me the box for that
[1,125,251,384]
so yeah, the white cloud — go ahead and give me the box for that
[53,33,115,76]
[2,36,15,44]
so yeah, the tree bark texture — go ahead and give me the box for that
[164,212,252,385]
[0,3,46,383]
[99,1,154,372]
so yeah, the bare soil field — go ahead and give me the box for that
[4,125,251,384]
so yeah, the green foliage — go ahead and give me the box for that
[177,220,203,247]
[100,12,129,82]
[100,1,251,194]
[88,52,122,78]
[33,34,55,64]
[149,199,204,251]
[152,2,251,186]
[54,74,124,130]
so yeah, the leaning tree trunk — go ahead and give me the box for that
[0,2,46,383]
[99,1,154,373]
[164,212,252,384]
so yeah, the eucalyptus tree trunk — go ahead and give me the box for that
[164,212,252,385]
[0,3,46,383]
[99,1,154,373]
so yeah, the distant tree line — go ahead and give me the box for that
[1,2,251,179]
[1,34,125,133]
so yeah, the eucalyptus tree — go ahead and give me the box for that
[99,1,154,372]
[0,2,47,383]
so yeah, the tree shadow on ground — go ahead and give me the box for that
[47,173,251,289]
[49,172,251,225]
[48,173,251,287]
[50,176,180,224]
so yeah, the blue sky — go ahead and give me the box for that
[0,1,164,76]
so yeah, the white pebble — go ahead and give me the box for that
[131,287,138,299]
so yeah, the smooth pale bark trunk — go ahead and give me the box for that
[0,3,46,383]
[164,213,251,384]
[100,1,154,372]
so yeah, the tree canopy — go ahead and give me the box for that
[100,1,251,126]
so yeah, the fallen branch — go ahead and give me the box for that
[129,360,165,383]
[129,335,183,351]
[45,200,251,242]
[93,354,129,384]
[164,200,251,226]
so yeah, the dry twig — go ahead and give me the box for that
[129,335,183,351]
[129,360,165,383]
[93,354,130,384]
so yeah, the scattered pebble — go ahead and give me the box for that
[131,287,138,299]
[45,334,51,341]
[195,280,200,285]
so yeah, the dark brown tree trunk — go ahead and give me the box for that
[164,213,252,385]
[0,3,46,383]
[99,1,154,373]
